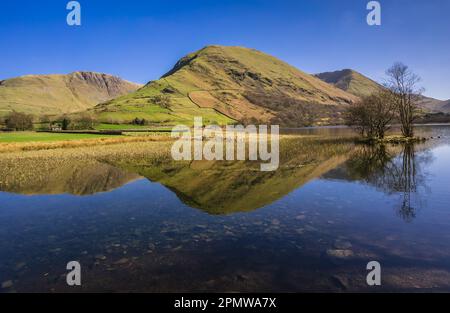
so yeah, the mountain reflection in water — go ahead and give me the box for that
[0,140,435,218]
[0,137,354,214]
[1,126,450,292]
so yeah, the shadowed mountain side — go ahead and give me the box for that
[111,137,354,214]
[419,97,450,113]
[441,100,450,112]
[0,158,141,195]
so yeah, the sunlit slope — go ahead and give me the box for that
[0,72,141,117]
[97,46,358,126]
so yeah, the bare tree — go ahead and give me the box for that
[385,63,423,137]
[345,99,373,137]
[371,90,396,139]
[5,111,34,131]
[345,90,396,139]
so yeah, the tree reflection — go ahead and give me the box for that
[346,144,431,222]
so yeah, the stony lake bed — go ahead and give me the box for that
[1,125,450,292]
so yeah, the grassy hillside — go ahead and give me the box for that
[0,72,141,117]
[315,69,382,98]
[95,46,359,126]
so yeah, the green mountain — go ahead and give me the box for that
[314,69,382,98]
[94,45,358,126]
[0,71,141,117]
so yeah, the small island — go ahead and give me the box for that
[344,63,428,145]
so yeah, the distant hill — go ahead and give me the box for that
[315,69,450,113]
[0,72,141,117]
[95,46,359,126]
[314,69,382,98]
[419,96,450,113]
[442,101,450,112]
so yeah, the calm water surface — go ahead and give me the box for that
[1,125,450,292]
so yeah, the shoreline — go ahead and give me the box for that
[355,135,429,145]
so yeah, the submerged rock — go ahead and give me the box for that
[235,274,248,282]
[326,249,353,258]
[333,240,352,250]
[172,245,183,251]
[1,280,13,289]
[114,258,129,265]
[15,262,26,270]
[330,275,349,290]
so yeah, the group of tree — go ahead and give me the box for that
[0,112,99,131]
[153,95,171,109]
[345,90,396,138]
[345,62,423,139]
[3,111,34,131]
[132,117,148,125]
[50,115,97,130]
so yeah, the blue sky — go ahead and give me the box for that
[1,0,449,99]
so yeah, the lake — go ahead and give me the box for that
[1,125,450,292]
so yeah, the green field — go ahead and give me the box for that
[95,123,174,131]
[96,123,150,130]
[0,132,119,143]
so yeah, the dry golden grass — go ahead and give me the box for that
[0,134,355,207]
[0,135,173,153]
[0,140,174,195]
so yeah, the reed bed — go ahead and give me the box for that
[0,135,172,154]
[0,140,174,194]
[0,134,355,198]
